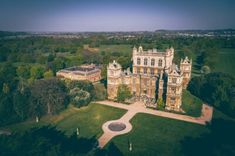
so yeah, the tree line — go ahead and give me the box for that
[188,72,235,117]
[0,62,106,126]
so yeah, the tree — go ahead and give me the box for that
[16,65,30,79]
[2,83,10,94]
[47,53,55,62]
[200,65,211,74]
[117,84,131,102]
[13,89,30,120]
[0,94,16,126]
[157,98,165,110]
[30,65,45,80]
[69,88,91,108]
[30,78,68,116]
[188,72,235,117]
[43,70,54,78]
[50,57,66,73]
[67,80,96,100]
[0,62,17,91]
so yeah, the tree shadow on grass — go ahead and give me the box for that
[94,142,123,156]
[0,126,98,156]
[181,119,235,156]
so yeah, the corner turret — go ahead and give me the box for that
[107,60,122,99]
[180,56,192,89]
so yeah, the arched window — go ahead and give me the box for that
[158,59,162,67]
[137,58,141,65]
[144,58,148,65]
[151,59,155,66]
[143,68,147,74]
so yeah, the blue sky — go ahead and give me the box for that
[0,0,235,32]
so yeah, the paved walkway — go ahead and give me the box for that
[96,100,213,125]
[96,100,213,148]
[99,107,140,148]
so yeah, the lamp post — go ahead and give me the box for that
[128,139,132,152]
[76,127,80,136]
[36,116,39,123]
[129,142,132,151]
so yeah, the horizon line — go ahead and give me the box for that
[1,28,235,33]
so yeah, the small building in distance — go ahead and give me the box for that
[56,64,101,82]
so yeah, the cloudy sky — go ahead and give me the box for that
[0,0,234,32]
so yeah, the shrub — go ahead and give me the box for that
[69,88,91,108]
[157,98,165,110]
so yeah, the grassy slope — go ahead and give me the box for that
[214,48,235,77]
[110,113,209,156]
[3,103,126,138]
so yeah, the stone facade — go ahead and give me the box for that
[107,46,192,111]
[56,64,101,82]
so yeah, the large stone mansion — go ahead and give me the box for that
[107,46,192,111]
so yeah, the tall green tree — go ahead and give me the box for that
[117,84,131,102]
[13,88,31,120]
[30,78,68,116]
[30,65,45,80]
[16,65,30,79]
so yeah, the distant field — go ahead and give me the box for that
[98,44,133,53]
[109,113,209,156]
[214,48,235,77]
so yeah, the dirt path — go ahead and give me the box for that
[97,100,213,148]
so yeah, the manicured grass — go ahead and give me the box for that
[109,113,209,156]
[181,90,203,117]
[3,103,127,138]
[55,103,126,138]
[214,48,235,77]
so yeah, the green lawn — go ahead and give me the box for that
[3,103,127,138]
[182,90,203,117]
[98,44,132,53]
[214,48,235,77]
[109,113,209,156]
[2,102,215,156]
[55,103,126,138]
